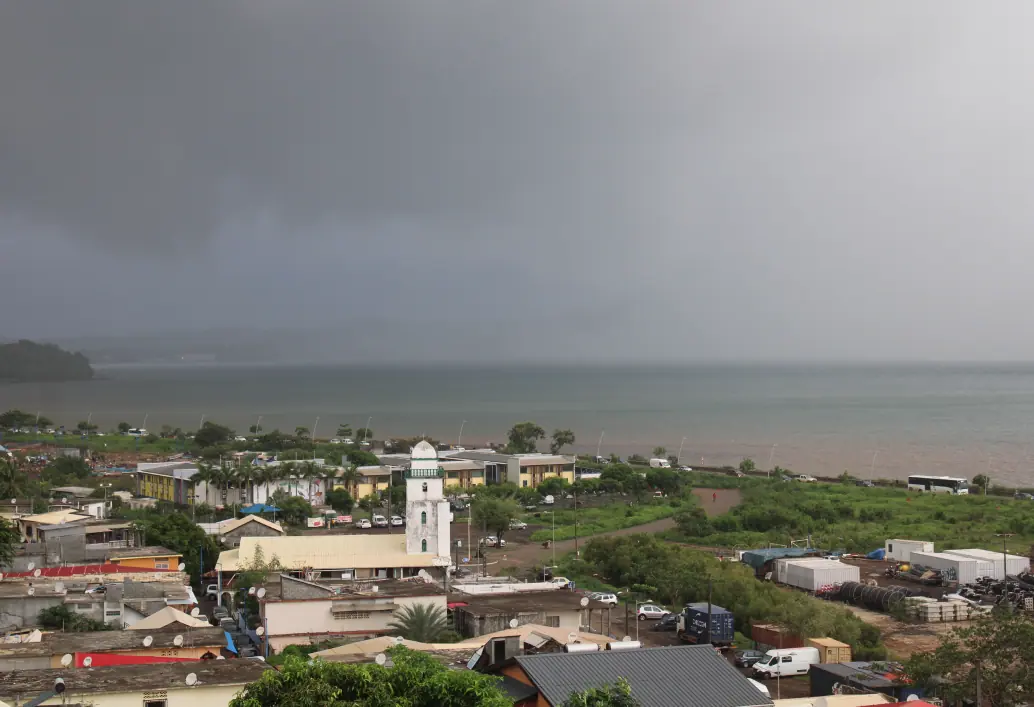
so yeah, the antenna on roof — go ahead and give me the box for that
[185,672,198,686]
[143,635,153,647]
[509,619,519,629]
[248,587,256,596]
[580,597,589,608]
[60,654,73,667]
[33,569,41,578]
[395,636,405,644]
[27,562,35,571]
[83,656,93,667]
[256,626,265,636]
[178,562,186,571]
[174,635,184,647]
[256,588,266,599]
[190,607,201,617]
[567,632,578,643]
[27,587,34,596]
[375,653,387,665]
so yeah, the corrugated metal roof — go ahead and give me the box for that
[217,534,439,571]
[740,547,819,570]
[515,645,773,707]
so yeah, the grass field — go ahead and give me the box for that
[525,499,683,542]
[667,480,1034,554]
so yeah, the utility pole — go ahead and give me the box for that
[706,578,713,645]
[975,659,982,707]
[573,488,579,557]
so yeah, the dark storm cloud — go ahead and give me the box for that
[4,2,1034,360]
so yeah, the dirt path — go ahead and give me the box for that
[691,488,742,517]
[842,604,965,658]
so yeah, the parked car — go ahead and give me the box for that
[588,592,618,606]
[857,480,876,488]
[482,536,506,548]
[636,604,670,621]
[355,518,372,529]
[372,514,388,528]
[204,584,219,600]
[551,577,572,588]
[651,613,679,631]
[390,515,405,527]
[734,650,766,668]
[1016,492,1033,501]
[509,519,528,530]
[796,474,818,482]
[329,438,342,444]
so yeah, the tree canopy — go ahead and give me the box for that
[229,647,512,707]
[562,680,641,707]
[472,497,520,540]
[905,609,1034,707]
[326,488,354,513]
[551,428,576,454]
[129,511,219,584]
[506,421,545,454]
[386,603,451,643]
[195,421,234,448]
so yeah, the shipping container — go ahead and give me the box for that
[782,559,860,591]
[884,539,934,562]
[775,557,827,584]
[807,637,852,663]
[908,551,995,585]
[942,548,1030,580]
[678,603,735,646]
[751,623,804,650]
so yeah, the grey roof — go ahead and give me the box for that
[515,645,773,707]
[442,451,513,464]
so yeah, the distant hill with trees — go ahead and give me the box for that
[0,340,94,382]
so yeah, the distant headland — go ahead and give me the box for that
[0,340,94,382]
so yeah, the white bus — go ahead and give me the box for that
[907,475,969,494]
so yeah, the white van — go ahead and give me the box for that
[649,458,671,469]
[751,647,820,679]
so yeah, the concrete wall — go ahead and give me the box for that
[455,607,586,638]
[264,594,447,649]
[223,523,283,543]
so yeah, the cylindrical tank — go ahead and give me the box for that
[838,581,925,610]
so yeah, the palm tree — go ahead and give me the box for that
[386,603,451,643]
[299,461,321,504]
[253,465,279,505]
[0,457,27,499]
[279,461,297,497]
[338,465,360,500]
[189,463,215,507]
[236,464,257,505]
[336,423,352,439]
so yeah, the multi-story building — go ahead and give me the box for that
[441,450,575,488]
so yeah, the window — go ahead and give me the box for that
[545,616,560,627]
[421,539,427,552]
[781,656,792,663]
[420,511,426,526]
[154,562,169,569]
[422,482,428,492]
[522,480,528,487]
[144,700,168,707]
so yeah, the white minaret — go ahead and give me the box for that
[406,440,451,559]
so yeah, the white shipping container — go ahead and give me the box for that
[774,557,826,584]
[782,559,860,591]
[942,548,1030,580]
[909,551,995,585]
[885,539,934,562]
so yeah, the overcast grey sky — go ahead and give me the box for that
[3,2,1034,362]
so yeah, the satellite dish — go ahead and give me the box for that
[567,632,578,643]
[256,626,265,636]
[178,563,186,571]
[60,654,73,667]
[185,672,198,686]
[27,562,35,571]
[906,696,920,703]
[375,653,387,665]
[395,636,405,644]
[27,587,34,596]
[174,635,184,647]
[83,656,93,667]
[248,587,256,596]
[143,635,153,647]
[580,597,589,607]
[190,607,201,617]
[622,635,632,642]
[33,569,41,578]
[256,588,266,599]
[509,619,519,629]
[216,655,226,660]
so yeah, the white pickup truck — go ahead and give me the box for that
[796,474,818,483]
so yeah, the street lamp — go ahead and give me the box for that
[458,420,466,449]
[676,437,687,466]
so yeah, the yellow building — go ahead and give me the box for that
[135,461,199,504]
[107,546,182,571]
[333,465,393,500]
[440,459,486,488]
[438,451,576,488]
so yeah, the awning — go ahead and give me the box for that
[224,631,238,655]
[239,504,281,514]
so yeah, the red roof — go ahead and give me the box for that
[76,652,200,667]
[2,563,175,578]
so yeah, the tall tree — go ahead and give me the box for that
[0,518,18,567]
[194,421,234,448]
[117,421,131,434]
[355,427,374,443]
[229,647,511,707]
[550,429,576,454]
[506,421,545,454]
[336,423,352,439]
[0,457,27,499]
[472,497,520,540]
[386,603,451,643]
[905,609,1034,707]
[295,426,310,440]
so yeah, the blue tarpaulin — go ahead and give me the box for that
[239,504,281,514]
[224,631,238,654]
[867,548,886,560]
[740,547,818,570]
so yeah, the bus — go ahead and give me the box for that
[907,475,969,494]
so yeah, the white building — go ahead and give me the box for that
[406,441,452,560]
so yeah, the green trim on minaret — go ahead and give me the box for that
[406,466,444,479]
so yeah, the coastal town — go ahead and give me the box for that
[0,413,1030,706]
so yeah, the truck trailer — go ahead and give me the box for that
[676,602,735,649]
